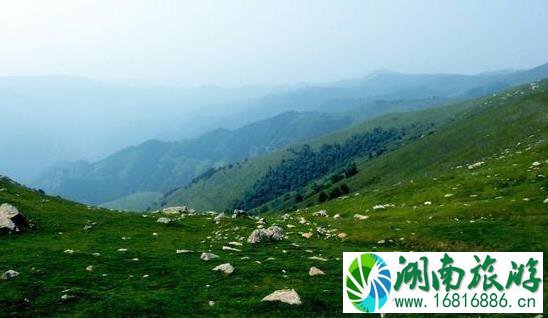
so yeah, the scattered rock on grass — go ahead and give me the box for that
[261,289,301,305]
[156,217,171,224]
[212,263,234,275]
[200,252,219,261]
[1,270,19,280]
[247,226,284,243]
[309,267,325,276]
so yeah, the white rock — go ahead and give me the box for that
[308,256,328,261]
[1,270,19,280]
[333,214,340,219]
[214,213,226,222]
[212,263,234,275]
[0,203,28,234]
[85,265,93,272]
[467,161,485,169]
[301,232,313,239]
[313,210,328,217]
[353,214,369,221]
[337,232,348,239]
[176,249,193,254]
[200,252,219,261]
[247,226,284,243]
[222,246,241,252]
[156,217,171,224]
[309,267,325,276]
[117,248,128,252]
[64,249,75,254]
[424,201,432,205]
[261,289,302,305]
[208,301,215,307]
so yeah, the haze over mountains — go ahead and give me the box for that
[29,62,548,209]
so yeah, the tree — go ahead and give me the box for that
[318,192,328,203]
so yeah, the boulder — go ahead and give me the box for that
[301,232,313,239]
[156,217,171,224]
[247,226,284,244]
[232,209,247,219]
[313,210,328,217]
[0,203,29,235]
[261,289,301,305]
[1,269,19,280]
[212,263,234,275]
[162,206,195,214]
[200,252,219,261]
[309,267,325,276]
[213,213,226,222]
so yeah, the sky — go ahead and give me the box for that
[1,0,548,87]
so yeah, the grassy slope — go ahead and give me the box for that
[100,191,163,212]
[1,138,546,317]
[163,84,501,211]
[263,81,548,211]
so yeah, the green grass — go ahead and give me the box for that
[100,191,163,212]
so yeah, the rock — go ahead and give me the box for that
[83,225,93,231]
[64,249,75,254]
[377,240,385,244]
[232,209,247,219]
[156,217,171,224]
[213,213,226,222]
[85,265,93,272]
[353,214,369,221]
[424,201,432,205]
[256,218,267,225]
[176,249,193,254]
[247,226,284,243]
[543,198,548,204]
[162,206,194,214]
[313,210,328,217]
[222,246,241,252]
[309,267,325,276]
[337,232,348,239]
[200,252,219,261]
[228,241,242,246]
[1,270,19,280]
[261,289,301,305]
[308,256,328,261]
[0,203,29,235]
[208,301,215,307]
[333,214,340,219]
[212,263,234,274]
[301,232,313,239]
[467,161,485,169]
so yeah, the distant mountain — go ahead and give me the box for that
[0,76,290,182]
[26,62,548,209]
[33,111,354,205]
[206,63,548,132]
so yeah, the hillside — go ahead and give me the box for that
[1,93,546,316]
[33,111,354,206]
[164,81,548,214]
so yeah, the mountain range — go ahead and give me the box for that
[31,62,548,209]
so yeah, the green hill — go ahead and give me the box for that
[33,111,354,206]
[163,81,548,215]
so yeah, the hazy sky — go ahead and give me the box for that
[1,0,548,86]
